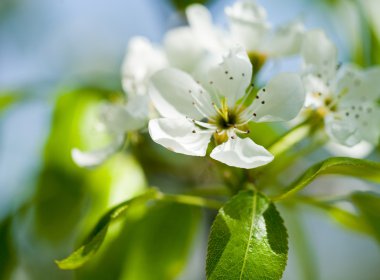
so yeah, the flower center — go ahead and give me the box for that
[206,99,250,144]
[215,111,238,129]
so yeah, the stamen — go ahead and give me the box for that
[234,127,250,134]
[193,102,215,121]
[192,119,217,129]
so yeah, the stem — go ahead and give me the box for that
[268,118,312,157]
[260,137,327,191]
[156,192,224,210]
[187,186,230,197]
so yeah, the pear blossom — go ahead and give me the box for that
[72,37,167,167]
[301,30,380,147]
[225,0,304,59]
[163,4,229,73]
[148,47,305,169]
[163,1,304,80]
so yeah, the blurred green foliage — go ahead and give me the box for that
[10,87,147,279]
[0,93,20,112]
[351,192,380,243]
[78,202,201,280]
[0,218,16,280]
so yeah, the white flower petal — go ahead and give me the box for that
[303,74,330,108]
[352,107,379,145]
[148,118,213,156]
[72,136,124,168]
[163,27,204,72]
[301,30,337,82]
[99,101,147,134]
[186,4,227,53]
[260,20,305,57]
[324,113,361,146]
[337,65,380,104]
[208,46,252,107]
[325,141,373,158]
[150,68,204,119]
[225,0,269,51]
[248,73,305,122]
[210,137,273,169]
[121,37,167,95]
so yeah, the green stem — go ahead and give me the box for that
[268,118,312,157]
[156,191,224,210]
[260,137,327,190]
[187,186,231,197]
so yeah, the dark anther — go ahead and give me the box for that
[261,101,265,104]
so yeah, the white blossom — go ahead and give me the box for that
[148,47,305,169]
[301,30,380,147]
[72,37,167,167]
[164,1,305,79]
[225,0,305,58]
[163,4,230,73]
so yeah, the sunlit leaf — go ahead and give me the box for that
[274,157,380,201]
[206,190,288,280]
[56,189,158,270]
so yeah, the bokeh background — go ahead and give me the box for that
[1,0,379,279]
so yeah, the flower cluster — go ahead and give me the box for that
[72,0,380,169]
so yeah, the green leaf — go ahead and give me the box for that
[56,189,158,270]
[351,192,380,243]
[274,157,380,201]
[206,190,288,280]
